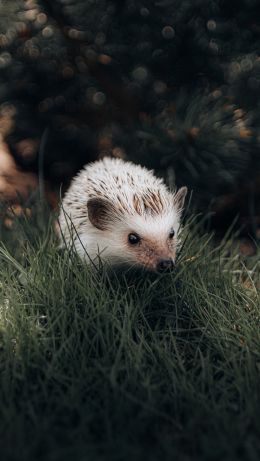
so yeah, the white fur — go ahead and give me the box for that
[58,157,185,267]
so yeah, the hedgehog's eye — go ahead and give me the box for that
[169,229,175,239]
[128,233,140,245]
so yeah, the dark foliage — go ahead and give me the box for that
[0,0,259,226]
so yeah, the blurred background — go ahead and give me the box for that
[0,0,259,240]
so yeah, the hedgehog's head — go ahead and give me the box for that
[87,186,187,272]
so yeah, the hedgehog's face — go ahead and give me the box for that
[124,226,177,272]
[87,187,187,272]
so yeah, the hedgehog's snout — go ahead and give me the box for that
[156,258,175,273]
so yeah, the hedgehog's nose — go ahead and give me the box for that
[157,259,175,272]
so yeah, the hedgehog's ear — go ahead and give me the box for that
[87,198,116,231]
[173,186,188,211]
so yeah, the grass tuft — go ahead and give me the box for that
[0,203,259,461]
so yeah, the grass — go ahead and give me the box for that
[0,201,259,461]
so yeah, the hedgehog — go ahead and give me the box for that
[58,157,187,272]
